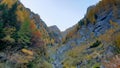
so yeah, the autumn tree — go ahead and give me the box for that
[30,20,46,55]
[30,20,42,47]
[1,0,17,8]
[86,8,96,24]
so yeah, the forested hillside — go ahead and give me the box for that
[0,0,55,68]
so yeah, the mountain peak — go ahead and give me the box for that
[49,25,61,32]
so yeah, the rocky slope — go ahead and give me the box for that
[51,0,120,68]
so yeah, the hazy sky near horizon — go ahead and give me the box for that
[20,0,99,31]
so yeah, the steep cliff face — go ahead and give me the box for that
[51,0,120,68]
[49,25,62,44]
[27,8,54,45]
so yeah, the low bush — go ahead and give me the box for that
[89,40,101,48]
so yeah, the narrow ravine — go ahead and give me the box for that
[51,43,73,68]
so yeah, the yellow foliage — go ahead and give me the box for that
[17,4,23,10]
[86,54,92,60]
[43,37,53,45]
[18,57,28,63]
[43,38,49,44]
[64,25,80,43]
[63,45,87,67]
[63,60,76,68]
[50,39,55,44]
[16,8,30,22]
[63,64,76,68]
[85,51,101,60]
[3,27,16,35]
[1,0,17,8]
[2,35,15,43]
[17,56,33,64]
[41,61,53,68]
[26,56,33,59]
[68,45,86,58]
[2,27,16,43]
[21,49,33,56]
[95,0,118,13]
[40,27,49,38]
[87,8,96,24]
[110,20,119,28]
[113,32,120,48]
[19,56,33,63]
[98,28,115,43]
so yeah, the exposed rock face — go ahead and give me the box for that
[51,0,120,68]
[49,25,62,43]
[27,8,50,36]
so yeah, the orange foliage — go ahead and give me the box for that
[31,31,44,47]
[29,19,44,47]
[30,20,43,47]
[30,20,36,31]
[103,55,120,68]
[34,29,41,37]
[30,19,41,38]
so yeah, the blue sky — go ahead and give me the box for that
[20,0,99,31]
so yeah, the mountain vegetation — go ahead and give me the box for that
[0,0,120,68]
